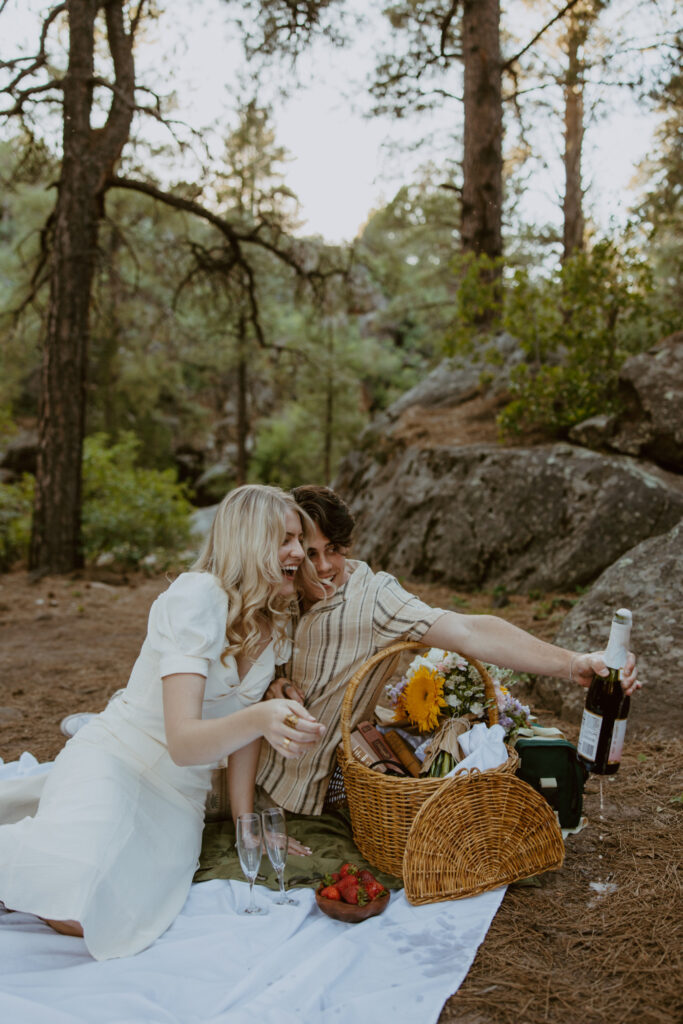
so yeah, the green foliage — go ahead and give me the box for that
[630,41,683,314]
[248,402,322,488]
[497,242,672,438]
[0,138,53,418]
[81,433,192,566]
[0,476,34,572]
[442,252,505,354]
[358,173,461,367]
[249,310,397,488]
[0,406,16,443]
[0,434,193,572]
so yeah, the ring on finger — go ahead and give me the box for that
[283,737,291,749]
[284,712,298,729]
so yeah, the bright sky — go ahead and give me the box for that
[3,0,671,244]
[160,0,661,242]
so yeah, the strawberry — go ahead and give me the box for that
[319,885,341,900]
[339,862,359,878]
[364,879,387,901]
[358,869,377,887]
[339,879,368,905]
[335,873,358,896]
[331,872,341,883]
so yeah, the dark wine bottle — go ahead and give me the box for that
[577,608,632,775]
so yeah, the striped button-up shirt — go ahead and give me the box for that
[256,560,446,815]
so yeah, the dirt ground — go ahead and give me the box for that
[1,568,681,1024]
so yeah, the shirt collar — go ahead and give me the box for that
[299,559,369,614]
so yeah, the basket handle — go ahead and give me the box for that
[340,641,498,764]
[340,641,426,763]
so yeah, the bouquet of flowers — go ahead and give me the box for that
[386,648,533,777]
[493,669,536,740]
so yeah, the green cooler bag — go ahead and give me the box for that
[514,737,588,829]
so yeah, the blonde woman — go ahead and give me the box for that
[0,485,324,960]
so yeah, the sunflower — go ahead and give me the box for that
[398,666,447,732]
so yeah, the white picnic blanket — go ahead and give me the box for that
[0,755,505,1024]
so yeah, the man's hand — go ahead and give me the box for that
[571,651,640,695]
[264,676,305,704]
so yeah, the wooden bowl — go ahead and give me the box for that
[315,889,390,923]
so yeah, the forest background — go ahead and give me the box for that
[1,8,682,1022]
[0,0,681,574]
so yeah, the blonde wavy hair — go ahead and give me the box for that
[192,484,318,661]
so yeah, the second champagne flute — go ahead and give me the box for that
[261,807,298,905]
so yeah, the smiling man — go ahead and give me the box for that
[257,485,639,816]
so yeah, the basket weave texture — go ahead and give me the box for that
[338,640,519,878]
[402,771,565,904]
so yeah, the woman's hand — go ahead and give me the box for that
[570,651,640,695]
[287,836,312,857]
[264,676,305,704]
[258,699,325,759]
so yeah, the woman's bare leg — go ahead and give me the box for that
[43,918,84,937]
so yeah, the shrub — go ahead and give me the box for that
[81,432,192,567]
[248,404,323,490]
[498,242,670,438]
[0,475,33,571]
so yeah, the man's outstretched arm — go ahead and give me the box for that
[422,612,639,695]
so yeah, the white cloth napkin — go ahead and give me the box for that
[0,753,506,1024]
[445,723,508,778]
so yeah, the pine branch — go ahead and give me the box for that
[0,79,64,118]
[503,0,585,70]
[439,1,461,57]
[0,4,66,94]
[107,175,347,301]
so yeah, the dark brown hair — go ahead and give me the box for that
[291,485,355,549]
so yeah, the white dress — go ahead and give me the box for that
[0,572,286,960]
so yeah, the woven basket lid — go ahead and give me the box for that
[402,772,565,905]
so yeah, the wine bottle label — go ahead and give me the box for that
[608,718,628,764]
[577,708,602,761]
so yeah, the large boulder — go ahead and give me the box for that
[335,442,683,592]
[0,429,38,479]
[385,332,523,419]
[569,331,683,472]
[189,504,217,540]
[531,519,683,738]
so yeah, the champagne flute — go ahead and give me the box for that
[261,806,298,906]
[236,813,266,915]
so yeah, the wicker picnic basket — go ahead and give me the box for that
[402,770,565,904]
[337,641,520,878]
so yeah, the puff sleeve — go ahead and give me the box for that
[147,572,228,678]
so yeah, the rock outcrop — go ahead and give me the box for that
[335,443,683,592]
[381,332,523,421]
[569,331,683,473]
[334,331,682,736]
[530,519,683,738]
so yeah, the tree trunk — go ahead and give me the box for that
[563,19,585,260]
[29,1,135,573]
[461,0,503,261]
[93,228,122,437]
